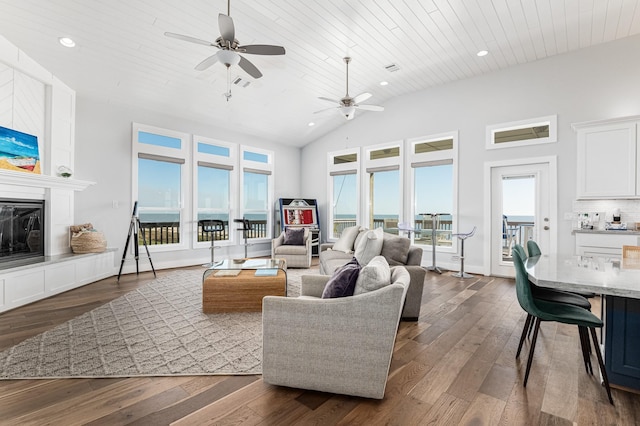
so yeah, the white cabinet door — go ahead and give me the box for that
[576,121,637,198]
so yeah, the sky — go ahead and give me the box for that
[503,176,535,217]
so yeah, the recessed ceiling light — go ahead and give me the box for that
[59,37,76,48]
[380,81,389,86]
[308,122,315,127]
[476,50,488,57]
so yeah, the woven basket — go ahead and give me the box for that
[70,223,107,254]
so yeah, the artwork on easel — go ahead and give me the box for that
[0,125,41,174]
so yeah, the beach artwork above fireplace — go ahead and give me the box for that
[0,125,40,174]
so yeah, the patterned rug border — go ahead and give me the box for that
[0,267,309,380]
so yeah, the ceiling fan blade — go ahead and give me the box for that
[356,104,384,112]
[194,54,220,71]
[218,13,235,44]
[353,92,372,104]
[238,44,286,55]
[164,32,215,46]
[238,55,263,79]
[313,107,338,114]
[318,96,340,104]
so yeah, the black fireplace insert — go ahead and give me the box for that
[0,198,45,268]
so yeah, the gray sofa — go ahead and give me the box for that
[262,266,410,399]
[319,230,425,321]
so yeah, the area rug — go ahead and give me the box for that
[0,266,314,379]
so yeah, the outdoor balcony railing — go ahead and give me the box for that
[332,218,454,247]
[137,220,268,245]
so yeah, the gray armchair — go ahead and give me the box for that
[272,227,312,268]
[262,266,410,399]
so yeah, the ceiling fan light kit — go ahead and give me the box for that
[217,50,240,66]
[315,56,385,120]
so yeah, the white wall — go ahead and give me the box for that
[74,97,301,272]
[301,34,640,274]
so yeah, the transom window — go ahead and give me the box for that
[486,115,557,150]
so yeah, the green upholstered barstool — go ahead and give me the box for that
[512,247,613,404]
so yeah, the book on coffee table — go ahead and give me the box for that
[254,269,278,277]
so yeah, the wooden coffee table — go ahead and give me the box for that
[202,258,287,313]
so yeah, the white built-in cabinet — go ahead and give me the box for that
[0,251,116,313]
[573,116,640,199]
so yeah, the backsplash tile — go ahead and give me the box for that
[573,199,640,229]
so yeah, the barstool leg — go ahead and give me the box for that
[202,231,215,268]
[452,237,473,278]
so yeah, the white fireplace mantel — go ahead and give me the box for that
[0,169,95,191]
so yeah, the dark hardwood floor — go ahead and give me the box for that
[1,262,639,425]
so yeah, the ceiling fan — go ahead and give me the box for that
[315,57,384,120]
[164,0,285,79]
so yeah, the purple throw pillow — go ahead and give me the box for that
[283,227,305,245]
[321,257,361,298]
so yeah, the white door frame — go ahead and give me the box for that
[483,156,558,276]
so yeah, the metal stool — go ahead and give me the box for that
[234,218,252,258]
[200,219,224,267]
[452,226,476,278]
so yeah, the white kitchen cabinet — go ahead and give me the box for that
[574,231,640,258]
[573,116,640,199]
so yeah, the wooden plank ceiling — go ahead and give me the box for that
[0,0,638,147]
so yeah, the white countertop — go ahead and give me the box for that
[525,254,640,299]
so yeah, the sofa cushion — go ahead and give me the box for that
[354,255,391,295]
[380,233,411,265]
[283,227,305,245]
[354,227,384,265]
[321,257,361,298]
[332,225,361,253]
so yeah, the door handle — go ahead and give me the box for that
[544,226,550,230]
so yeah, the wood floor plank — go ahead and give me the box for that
[541,325,580,421]
[417,392,470,425]
[409,347,474,405]
[458,392,506,425]
[0,265,639,424]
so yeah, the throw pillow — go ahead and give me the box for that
[283,227,305,245]
[332,225,361,253]
[353,228,369,251]
[354,255,391,295]
[354,227,384,265]
[380,233,411,265]
[321,257,361,298]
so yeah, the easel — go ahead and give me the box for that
[117,201,156,281]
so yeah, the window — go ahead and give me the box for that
[193,136,237,246]
[133,124,189,249]
[408,132,458,250]
[486,115,557,150]
[240,146,273,240]
[328,148,360,239]
[364,143,402,234]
